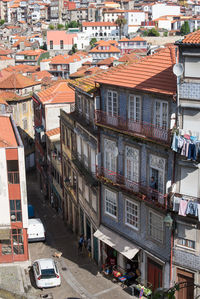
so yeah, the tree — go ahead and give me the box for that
[49,24,54,30]
[0,19,5,26]
[90,38,97,48]
[115,17,127,39]
[71,43,77,54]
[57,24,64,30]
[164,31,168,37]
[147,28,160,36]
[40,42,47,50]
[65,21,80,30]
[180,21,190,36]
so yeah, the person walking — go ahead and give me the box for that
[78,234,84,255]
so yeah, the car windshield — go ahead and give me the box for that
[41,268,56,279]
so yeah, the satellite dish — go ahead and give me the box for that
[173,63,183,77]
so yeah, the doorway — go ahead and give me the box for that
[177,268,194,299]
[147,258,163,292]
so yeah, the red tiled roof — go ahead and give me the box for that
[37,80,75,104]
[118,52,140,63]
[89,45,120,53]
[96,46,177,95]
[4,64,38,73]
[82,22,116,27]
[130,36,146,42]
[0,91,21,101]
[31,70,53,81]
[50,54,81,64]
[97,57,115,65]
[46,127,60,137]
[0,72,39,89]
[182,29,200,44]
[0,115,17,147]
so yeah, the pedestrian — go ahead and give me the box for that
[78,234,84,255]
[149,176,157,201]
[87,238,91,258]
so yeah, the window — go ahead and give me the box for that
[149,211,163,243]
[125,199,139,230]
[92,192,97,212]
[50,40,53,49]
[125,146,139,182]
[128,95,141,122]
[10,200,22,222]
[84,98,89,120]
[105,189,117,218]
[149,154,165,194]
[83,141,88,168]
[154,100,168,130]
[107,90,118,116]
[104,139,117,177]
[23,118,28,130]
[22,102,27,113]
[185,56,200,78]
[77,95,82,113]
[76,134,81,157]
[177,238,195,249]
[85,185,89,202]
[12,229,24,255]
[60,40,64,49]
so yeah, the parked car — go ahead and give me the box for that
[32,258,61,289]
[28,218,45,242]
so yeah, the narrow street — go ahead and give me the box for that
[26,171,135,299]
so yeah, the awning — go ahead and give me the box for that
[0,228,10,240]
[94,225,139,260]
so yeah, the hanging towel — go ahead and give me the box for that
[173,196,181,212]
[178,200,188,216]
[185,201,198,217]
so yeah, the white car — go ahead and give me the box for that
[32,258,61,289]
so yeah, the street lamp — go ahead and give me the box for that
[163,214,173,229]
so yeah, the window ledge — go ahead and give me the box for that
[175,244,196,253]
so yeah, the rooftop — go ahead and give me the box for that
[0,72,39,89]
[96,46,177,96]
[0,115,17,148]
[182,29,200,44]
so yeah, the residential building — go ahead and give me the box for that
[118,36,147,54]
[0,71,41,169]
[15,49,49,66]
[171,30,200,299]
[0,56,15,70]
[60,71,105,262]
[82,22,119,40]
[151,3,181,21]
[0,114,29,263]
[123,10,146,35]
[89,40,120,62]
[102,8,124,22]
[42,53,92,79]
[33,80,75,203]
[94,46,177,291]
[46,31,77,54]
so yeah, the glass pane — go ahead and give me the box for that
[16,200,21,210]
[16,212,22,222]
[10,200,15,211]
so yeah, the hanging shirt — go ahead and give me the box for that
[185,201,198,217]
[178,200,188,216]
[173,196,181,212]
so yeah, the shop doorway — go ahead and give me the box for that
[147,258,163,291]
[177,268,194,299]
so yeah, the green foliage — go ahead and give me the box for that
[38,52,49,65]
[115,17,127,39]
[152,283,180,299]
[90,38,97,48]
[180,21,190,36]
[49,24,54,30]
[71,43,77,54]
[0,19,5,26]
[65,21,80,30]
[147,28,160,36]
[57,24,64,30]
[40,42,47,50]
[142,30,148,37]
[164,31,168,37]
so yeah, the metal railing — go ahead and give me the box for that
[97,166,168,208]
[95,110,171,144]
[8,171,20,184]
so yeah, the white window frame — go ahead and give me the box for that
[125,145,139,182]
[104,138,117,174]
[105,189,117,218]
[22,102,27,113]
[128,95,141,122]
[77,95,82,113]
[106,90,118,117]
[125,198,139,230]
[154,100,168,130]
[149,210,163,243]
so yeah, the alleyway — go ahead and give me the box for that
[27,171,135,299]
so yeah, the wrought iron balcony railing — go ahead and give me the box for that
[95,110,171,144]
[97,166,168,209]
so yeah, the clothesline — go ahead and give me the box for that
[171,132,200,162]
[173,196,200,221]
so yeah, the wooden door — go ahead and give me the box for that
[177,269,194,299]
[147,258,163,292]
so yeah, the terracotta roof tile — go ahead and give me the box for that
[89,45,120,53]
[4,65,38,73]
[0,115,17,147]
[36,80,75,104]
[182,29,200,44]
[96,46,177,95]
[0,72,39,89]
[82,22,116,27]
[97,57,115,65]
[129,36,146,42]
[50,54,81,64]
[31,70,53,81]
[46,127,60,137]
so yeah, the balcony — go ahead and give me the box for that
[95,110,171,144]
[8,171,20,184]
[97,167,168,209]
